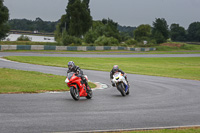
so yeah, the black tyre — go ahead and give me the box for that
[126,88,130,95]
[117,83,126,96]
[70,86,80,101]
[86,86,92,99]
[126,85,130,95]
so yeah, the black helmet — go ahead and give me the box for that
[68,61,75,70]
[113,65,119,72]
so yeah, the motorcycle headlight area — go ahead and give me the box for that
[65,78,69,83]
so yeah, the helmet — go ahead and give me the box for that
[68,61,75,70]
[113,65,119,72]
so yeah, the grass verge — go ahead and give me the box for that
[0,68,96,94]
[1,50,200,54]
[5,56,200,81]
[155,44,200,51]
[106,127,200,133]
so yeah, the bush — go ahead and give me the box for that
[84,29,98,44]
[149,39,157,45]
[17,35,31,41]
[94,35,119,46]
[125,39,137,45]
[62,34,82,46]
[119,43,128,47]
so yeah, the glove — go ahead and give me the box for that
[123,73,127,78]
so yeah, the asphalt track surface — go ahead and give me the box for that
[0,52,200,133]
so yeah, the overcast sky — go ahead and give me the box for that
[4,0,200,28]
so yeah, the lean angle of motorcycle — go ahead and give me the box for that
[65,72,92,101]
[112,72,130,96]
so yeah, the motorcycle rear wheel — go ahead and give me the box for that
[70,86,80,101]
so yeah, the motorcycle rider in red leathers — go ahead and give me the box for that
[67,61,89,91]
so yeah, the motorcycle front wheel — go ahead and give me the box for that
[117,83,126,96]
[70,86,80,101]
[126,87,130,95]
[86,85,93,99]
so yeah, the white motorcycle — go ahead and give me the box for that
[112,72,130,96]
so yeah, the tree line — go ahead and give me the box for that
[54,0,200,46]
[7,18,135,38]
[135,19,200,44]
[1,0,200,45]
[8,18,58,33]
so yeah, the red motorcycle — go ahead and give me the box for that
[65,72,92,101]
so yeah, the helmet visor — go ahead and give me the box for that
[68,65,72,69]
[113,69,118,72]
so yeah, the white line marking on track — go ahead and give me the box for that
[0,57,19,63]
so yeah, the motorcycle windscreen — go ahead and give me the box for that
[67,72,74,80]
[113,72,120,80]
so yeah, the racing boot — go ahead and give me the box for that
[83,77,89,93]
[111,80,116,87]
[125,76,130,88]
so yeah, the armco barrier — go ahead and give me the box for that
[17,45,31,50]
[56,46,67,51]
[96,46,104,50]
[0,45,17,51]
[44,45,56,50]
[67,46,77,51]
[104,46,111,50]
[0,45,156,51]
[87,46,96,51]
[31,45,44,50]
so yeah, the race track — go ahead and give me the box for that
[0,52,200,133]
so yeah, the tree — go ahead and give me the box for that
[170,23,186,41]
[83,19,121,43]
[99,18,121,41]
[134,24,151,41]
[117,25,136,38]
[187,22,200,42]
[68,0,92,37]
[0,0,9,40]
[35,17,45,31]
[153,31,165,44]
[56,0,92,38]
[120,32,131,42]
[152,18,169,44]
[65,0,75,32]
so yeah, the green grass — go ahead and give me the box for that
[155,44,200,51]
[5,56,200,81]
[0,68,96,94]
[108,127,200,133]
[1,49,200,54]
